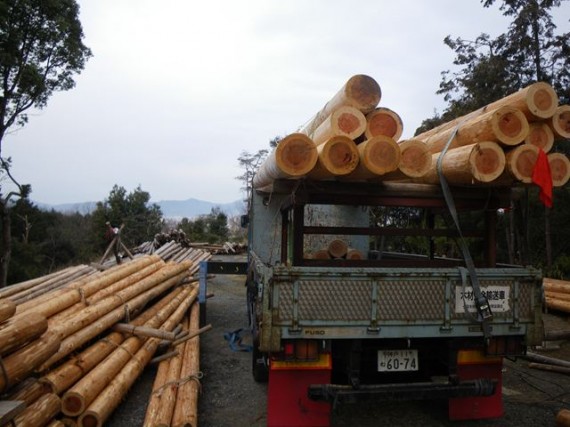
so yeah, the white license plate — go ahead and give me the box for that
[377,349,419,372]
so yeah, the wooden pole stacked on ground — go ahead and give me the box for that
[544,278,570,313]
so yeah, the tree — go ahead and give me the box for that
[416,0,570,134]
[0,0,91,286]
[90,185,164,256]
[178,207,229,244]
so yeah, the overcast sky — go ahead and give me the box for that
[3,0,569,205]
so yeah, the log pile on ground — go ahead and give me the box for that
[252,75,570,193]
[0,248,211,426]
[544,277,570,313]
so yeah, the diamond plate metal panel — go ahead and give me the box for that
[275,280,372,321]
[378,279,446,320]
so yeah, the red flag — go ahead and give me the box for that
[532,148,553,208]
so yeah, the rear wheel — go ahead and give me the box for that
[252,335,269,383]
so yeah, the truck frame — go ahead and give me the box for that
[246,179,543,427]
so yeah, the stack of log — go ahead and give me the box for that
[544,277,570,313]
[306,239,365,260]
[252,75,570,192]
[0,249,211,426]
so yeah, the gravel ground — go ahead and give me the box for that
[107,254,570,426]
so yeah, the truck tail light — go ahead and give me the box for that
[485,336,524,356]
[457,349,502,366]
[295,340,319,361]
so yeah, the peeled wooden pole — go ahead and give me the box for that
[171,303,201,427]
[78,289,199,427]
[153,344,184,426]
[0,312,48,356]
[420,106,529,154]
[308,135,359,179]
[0,298,16,323]
[525,122,554,153]
[252,133,318,190]
[549,105,570,140]
[301,74,381,137]
[0,330,60,393]
[143,347,173,426]
[557,409,570,427]
[545,291,570,301]
[543,278,570,293]
[545,297,570,313]
[415,142,506,185]
[501,144,539,184]
[383,139,432,180]
[328,239,348,259]
[346,248,365,260]
[343,135,401,180]
[308,106,366,145]
[364,107,403,141]
[7,377,50,406]
[548,152,570,187]
[416,82,558,142]
[13,393,61,427]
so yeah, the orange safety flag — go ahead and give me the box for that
[531,148,553,208]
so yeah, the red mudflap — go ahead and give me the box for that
[267,366,331,427]
[448,361,503,420]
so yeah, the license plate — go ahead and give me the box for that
[377,349,418,372]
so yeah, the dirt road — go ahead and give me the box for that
[109,254,570,426]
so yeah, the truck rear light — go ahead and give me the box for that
[295,340,319,361]
[283,342,295,359]
[457,349,502,366]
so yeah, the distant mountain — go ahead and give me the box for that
[38,198,245,219]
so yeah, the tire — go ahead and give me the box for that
[252,336,269,383]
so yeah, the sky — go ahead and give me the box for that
[3,0,569,205]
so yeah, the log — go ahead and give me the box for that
[0,400,26,426]
[503,144,539,184]
[252,133,318,190]
[0,330,60,393]
[364,107,403,141]
[0,312,48,356]
[143,347,173,426]
[311,250,331,260]
[346,248,365,260]
[7,377,50,406]
[308,106,366,145]
[300,74,381,137]
[13,393,61,427]
[343,135,401,180]
[557,409,570,427]
[525,122,554,153]
[415,82,558,143]
[545,297,570,313]
[308,136,359,179]
[16,255,162,318]
[549,105,570,140]
[528,362,570,375]
[524,351,570,368]
[420,106,529,154]
[154,344,183,426]
[41,287,185,395]
[414,142,506,185]
[77,289,199,427]
[543,278,570,293]
[171,303,201,427]
[0,298,16,323]
[112,323,177,341]
[548,152,570,187]
[328,239,348,259]
[545,291,570,302]
[545,329,570,341]
[382,139,432,180]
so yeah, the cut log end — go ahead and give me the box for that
[357,135,401,177]
[336,108,365,136]
[345,74,382,113]
[471,142,506,183]
[525,122,554,152]
[328,239,348,259]
[506,144,538,183]
[321,136,359,175]
[527,82,558,119]
[62,392,85,417]
[79,412,99,427]
[397,139,432,178]
[493,107,529,145]
[548,153,570,187]
[276,134,318,175]
[365,108,403,141]
[551,105,570,139]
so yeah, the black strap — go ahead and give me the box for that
[436,125,493,340]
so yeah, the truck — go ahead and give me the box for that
[245,178,544,427]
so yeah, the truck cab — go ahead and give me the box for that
[246,179,543,427]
